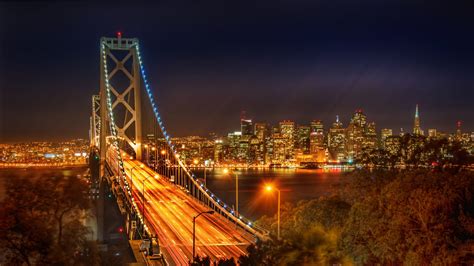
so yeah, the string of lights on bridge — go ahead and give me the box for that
[102,37,262,237]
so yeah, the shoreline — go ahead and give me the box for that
[0,164,87,170]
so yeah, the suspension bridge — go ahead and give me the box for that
[89,34,268,265]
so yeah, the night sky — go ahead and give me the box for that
[1,1,473,142]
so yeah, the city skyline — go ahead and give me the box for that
[2,1,474,142]
[2,2,474,264]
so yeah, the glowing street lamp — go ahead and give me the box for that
[264,184,281,240]
[144,144,149,165]
[192,210,214,262]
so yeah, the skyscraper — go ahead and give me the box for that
[328,116,346,161]
[254,123,268,142]
[456,121,462,141]
[254,123,268,164]
[296,125,311,153]
[241,118,253,136]
[271,133,286,164]
[279,120,296,161]
[413,104,424,135]
[380,128,393,149]
[428,129,437,139]
[346,109,367,159]
[364,122,377,150]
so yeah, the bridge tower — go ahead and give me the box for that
[99,33,143,176]
[90,95,101,147]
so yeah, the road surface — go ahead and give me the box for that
[122,158,255,265]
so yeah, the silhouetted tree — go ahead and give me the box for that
[0,174,99,265]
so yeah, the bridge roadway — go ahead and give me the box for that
[122,158,254,265]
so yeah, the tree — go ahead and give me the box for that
[340,170,474,264]
[246,197,351,265]
[0,174,99,265]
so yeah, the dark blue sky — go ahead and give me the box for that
[1,1,473,141]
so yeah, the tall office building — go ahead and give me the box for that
[214,139,223,163]
[271,133,286,164]
[279,120,296,160]
[254,123,268,142]
[328,116,346,161]
[346,109,367,159]
[364,122,377,150]
[380,128,393,149]
[413,104,424,135]
[310,120,324,134]
[428,129,437,138]
[241,118,253,136]
[456,121,462,141]
[254,122,268,164]
[296,125,311,153]
[309,120,324,150]
[309,120,325,162]
[227,131,242,161]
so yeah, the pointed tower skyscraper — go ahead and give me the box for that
[413,104,423,135]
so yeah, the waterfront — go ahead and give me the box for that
[196,168,346,220]
[0,166,346,221]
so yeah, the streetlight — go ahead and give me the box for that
[144,144,149,165]
[192,210,214,262]
[160,149,167,175]
[151,147,156,169]
[129,163,144,200]
[223,168,239,220]
[264,184,281,240]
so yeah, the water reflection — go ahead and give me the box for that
[194,168,349,220]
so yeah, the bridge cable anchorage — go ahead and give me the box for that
[134,43,269,239]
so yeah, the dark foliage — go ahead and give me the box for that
[0,175,99,265]
[241,169,474,265]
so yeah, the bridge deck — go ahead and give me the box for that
[123,159,254,265]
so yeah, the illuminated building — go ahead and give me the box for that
[254,123,268,142]
[364,122,377,150]
[279,120,295,161]
[399,128,406,137]
[296,125,310,154]
[254,123,269,163]
[214,139,223,163]
[380,128,393,149]
[384,136,401,156]
[413,104,424,135]
[0,139,89,167]
[456,121,462,141]
[237,136,250,163]
[241,118,254,136]
[271,133,286,164]
[249,136,264,164]
[310,120,324,134]
[227,131,242,161]
[309,120,325,162]
[428,129,437,139]
[328,115,346,161]
[346,109,367,160]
